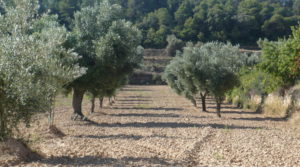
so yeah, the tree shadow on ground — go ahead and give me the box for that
[84,120,263,130]
[232,117,286,122]
[205,110,259,115]
[198,102,218,105]
[38,156,174,166]
[91,112,208,119]
[73,134,144,140]
[73,134,191,140]
[112,107,184,111]
[207,105,241,109]
[121,89,152,92]
[117,102,153,105]
[122,96,152,99]
[108,113,181,118]
[117,99,152,102]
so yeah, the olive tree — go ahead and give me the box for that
[180,42,211,111]
[0,0,84,140]
[164,43,211,112]
[68,0,143,120]
[164,42,246,117]
[165,34,185,57]
[200,42,246,117]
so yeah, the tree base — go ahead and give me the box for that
[71,113,88,121]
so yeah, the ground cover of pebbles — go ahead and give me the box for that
[2,86,300,167]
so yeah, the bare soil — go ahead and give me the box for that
[2,86,300,167]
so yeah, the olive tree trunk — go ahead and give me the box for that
[109,97,113,106]
[0,103,6,140]
[72,88,86,120]
[99,97,104,109]
[216,98,222,117]
[255,94,266,113]
[90,95,95,114]
[285,90,300,119]
[200,92,207,112]
[48,97,56,126]
[191,97,197,107]
[186,94,196,107]
[237,102,243,109]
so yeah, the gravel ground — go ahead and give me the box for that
[3,86,300,167]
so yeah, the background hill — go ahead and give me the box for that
[37,0,300,48]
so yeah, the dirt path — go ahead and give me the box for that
[12,86,300,166]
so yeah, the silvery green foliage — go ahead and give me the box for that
[71,0,143,95]
[0,0,85,140]
[183,42,247,98]
[164,42,247,112]
[163,55,198,106]
[72,0,123,63]
[166,34,184,57]
[91,19,143,99]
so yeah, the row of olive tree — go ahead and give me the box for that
[0,0,143,140]
[163,42,247,117]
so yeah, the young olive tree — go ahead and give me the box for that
[164,42,246,117]
[200,42,246,117]
[67,0,143,120]
[163,43,211,112]
[0,0,84,140]
[180,42,211,111]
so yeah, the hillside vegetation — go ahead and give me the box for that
[37,0,300,47]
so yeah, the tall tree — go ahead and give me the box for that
[67,0,142,120]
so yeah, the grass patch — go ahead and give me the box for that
[244,95,261,110]
[222,125,231,133]
[213,152,224,160]
[136,104,151,108]
[263,95,289,117]
[255,127,263,130]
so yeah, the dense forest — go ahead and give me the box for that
[35,0,300,48]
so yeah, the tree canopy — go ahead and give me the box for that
[258,25,300,86]
[164,42,246,117]
[0,0,84,140]
[67,0,143,120]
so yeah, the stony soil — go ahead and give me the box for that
[2,86,300,167]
